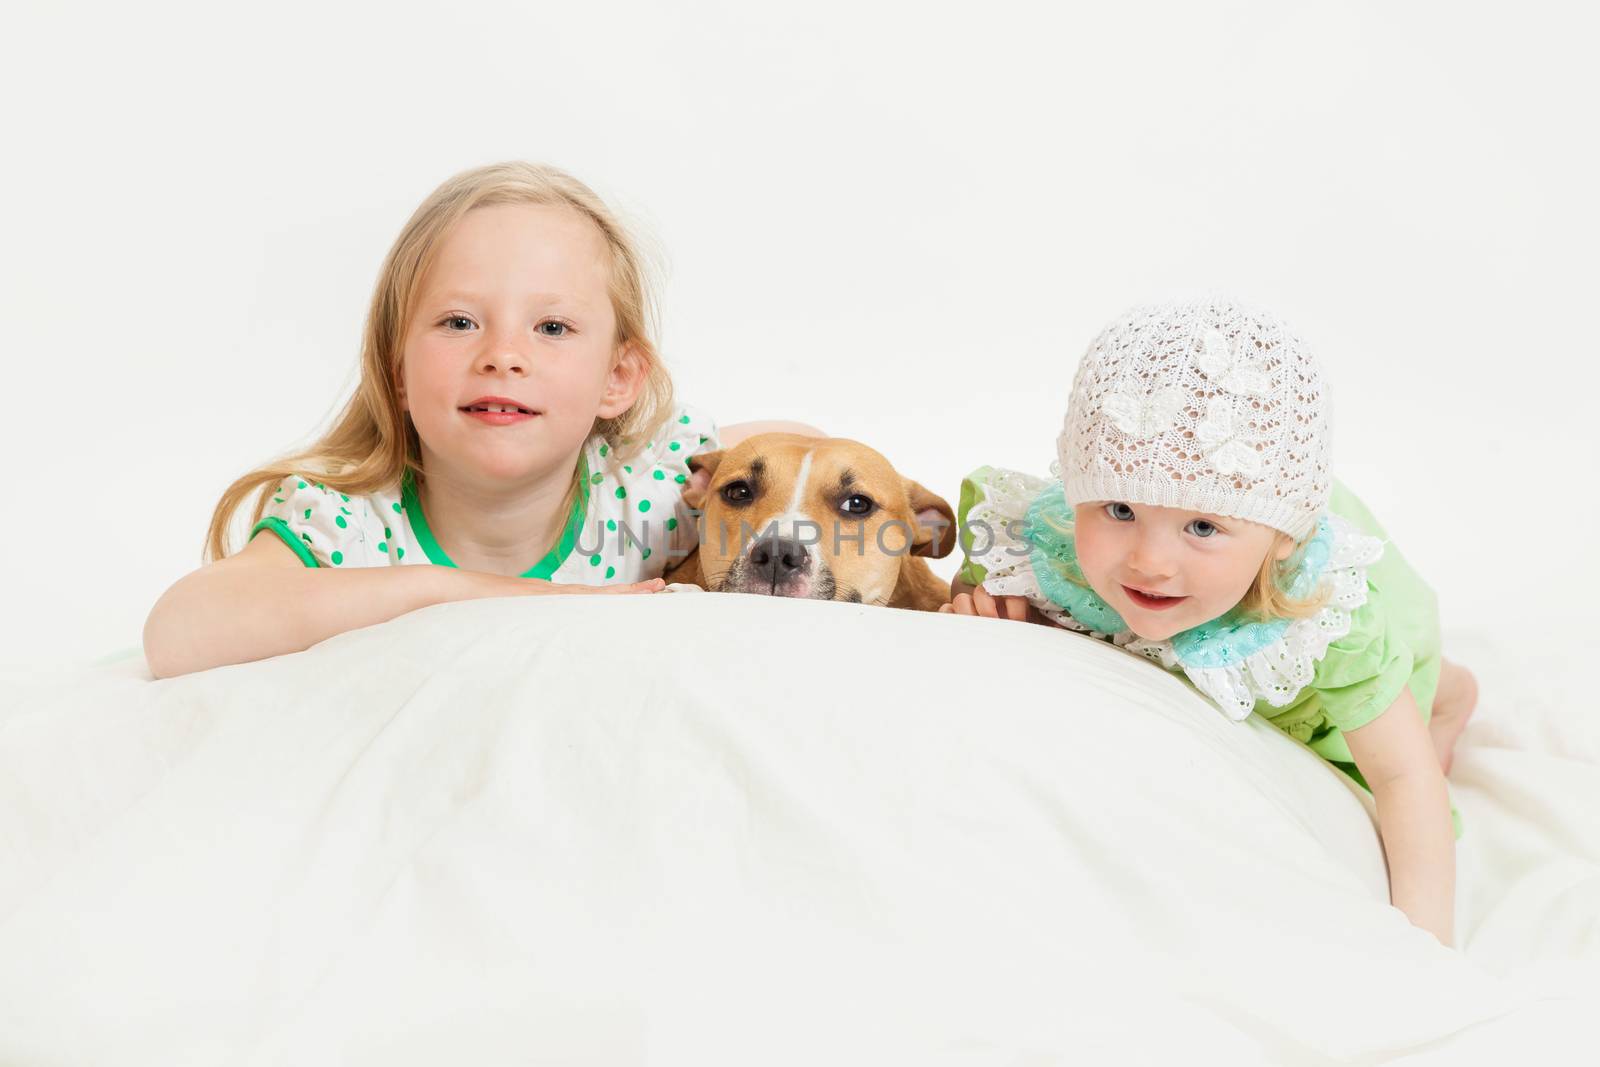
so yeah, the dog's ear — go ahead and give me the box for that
[904,479,956,558]
[683,450,724,510]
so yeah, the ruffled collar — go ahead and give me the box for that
[1017,482,1384,720]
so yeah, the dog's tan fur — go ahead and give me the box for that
[664,433,954,611]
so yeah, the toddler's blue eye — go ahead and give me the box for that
[1186,519,1218,538]
[537,321,569,337]
[443,316,475,331]
[1105,503,1135,522]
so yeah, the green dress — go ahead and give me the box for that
[956,466,1444,805]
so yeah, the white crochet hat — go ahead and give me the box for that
[1056,298,1332,540]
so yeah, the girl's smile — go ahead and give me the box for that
[460,394,541,426]
[1121,585,1189,611]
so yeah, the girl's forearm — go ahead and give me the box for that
[143,562,495,679]
[1371,773,1456,945]
[1342,690,1455,945]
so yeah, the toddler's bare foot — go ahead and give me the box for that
[1429,659,1478,776]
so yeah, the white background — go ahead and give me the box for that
[2,0,1596,673]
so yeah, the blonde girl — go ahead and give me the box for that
[145,162,810,678]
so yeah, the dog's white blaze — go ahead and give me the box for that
[757,450,823,560]
[783,451,814,518]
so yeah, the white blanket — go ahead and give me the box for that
[2,595,1596,1065]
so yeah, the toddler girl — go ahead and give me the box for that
[145,162,807,677]
[945,298,1477,946]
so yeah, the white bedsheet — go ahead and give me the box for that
[1,594,1595,1065]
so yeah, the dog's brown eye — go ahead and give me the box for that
[839,494,876,516]
[720,480,754,505]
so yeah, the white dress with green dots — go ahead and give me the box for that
[250,404,718,584]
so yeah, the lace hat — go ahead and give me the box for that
[1056,298,1332,540]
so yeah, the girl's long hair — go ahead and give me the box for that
[205,162,674,561]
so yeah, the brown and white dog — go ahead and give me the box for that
[664,433,955,611]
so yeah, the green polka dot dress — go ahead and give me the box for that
[249,403,719,584]
[557,402,718,585]
[251,476,418,570]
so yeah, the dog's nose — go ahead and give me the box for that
[749,534,810,583]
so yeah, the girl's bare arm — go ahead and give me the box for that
[1343,688,1456,946]
[142,533,661,679]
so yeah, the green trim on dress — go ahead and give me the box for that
[250,516,321,569]
[401,454,592,580]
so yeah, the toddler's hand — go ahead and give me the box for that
[940,584,1040,623]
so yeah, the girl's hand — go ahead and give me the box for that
[940,582,1045,623]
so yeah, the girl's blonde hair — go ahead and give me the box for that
[1241,531,1330,622]
[1042,517,1329,623]
[205,161,674,561]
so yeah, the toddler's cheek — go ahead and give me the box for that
[1072,526,1111,582]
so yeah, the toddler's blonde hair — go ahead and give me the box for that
[205,161,673,561]
[1243,531,1330,622]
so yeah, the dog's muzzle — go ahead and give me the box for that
[722,532,835,599]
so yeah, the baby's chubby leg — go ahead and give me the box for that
[1429,659,1479,776]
